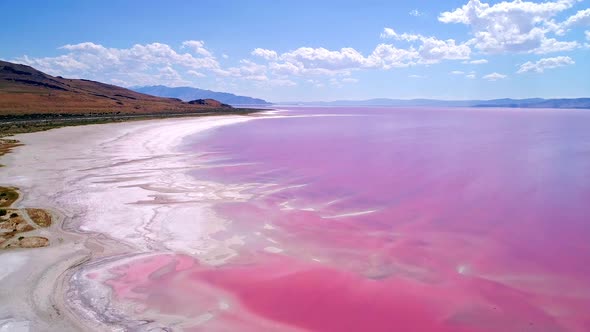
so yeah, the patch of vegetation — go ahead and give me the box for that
[26,208,52,227]
[0,187,19,207]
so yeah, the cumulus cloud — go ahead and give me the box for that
[260,44,411,77]
[16,41,220,86]
[181,40,213,57]
[380,28,471,61]
[559,8,590,32]
[380,27,398,39]
[280,47,368,71]
[451,70,465,75]
[418,36,471,61]
[367,44,419,69]
[517,55,574,73]
[534,38,579,53]
[219,59,268,81]
[249,29,472,81]
[408,74,425,78]
[439,0,580,54]
[251,48,278,60]
[483,72,507,81]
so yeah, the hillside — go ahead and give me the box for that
[134,85,271,106]
[0,61,233,116]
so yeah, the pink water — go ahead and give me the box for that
[105,107,590,331]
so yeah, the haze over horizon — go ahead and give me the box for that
[1,0,589,102]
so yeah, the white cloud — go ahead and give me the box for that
[222,54,229,59]
[418,37,471,61]
[17,41,220,86]
[280,47,368,71]
[251,48,278,60]
[483,72,507,81]
[467,59,488,64]
[379,28,471,62]
[466,73,477,79]
[451,70,465,75]
[268,61,302,76]
[259,42,421,77]
[181,40,212,57]
[251,30,471,80]
[187,70,205,77]
[439,0,580,54]
[220,59,268,81]
[380,27,398,39]
[367,44,419,69]
[586,31,590,40]
[517,55,574,73]
[534,38,579,53]
[409,9,423,17]
[560,8,590,32]
[380,28,421,42]
[408,74,425,78]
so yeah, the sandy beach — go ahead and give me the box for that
[0,115,258,331]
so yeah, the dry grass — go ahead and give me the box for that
[0,209,35,248]
[0,187,19,207]
[16,236,49,248]
[26,208,52,227]
[0,188,52,249]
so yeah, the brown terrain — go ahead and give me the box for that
[0,187,51,249]
[0,60,232,116]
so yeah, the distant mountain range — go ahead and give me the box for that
[281,98,590,109]
[131,85,589,109]
[133,85,271,106]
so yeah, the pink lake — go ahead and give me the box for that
[105,107,590,331]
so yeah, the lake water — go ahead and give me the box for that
[105,107,590,331]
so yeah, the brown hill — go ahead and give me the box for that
[0,60,232,116]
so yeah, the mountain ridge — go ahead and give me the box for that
[0,60,233,116]
[279,97,590,109]
[133,85,271,106]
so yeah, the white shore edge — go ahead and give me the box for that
[0,114,260,331]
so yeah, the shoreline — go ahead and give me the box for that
[0,108,263,138]
[0,114,261,330]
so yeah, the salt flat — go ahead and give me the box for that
[0,115,256,330]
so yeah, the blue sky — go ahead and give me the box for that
[1,0,589,102]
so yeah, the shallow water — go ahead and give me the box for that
[99,107,590,331]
